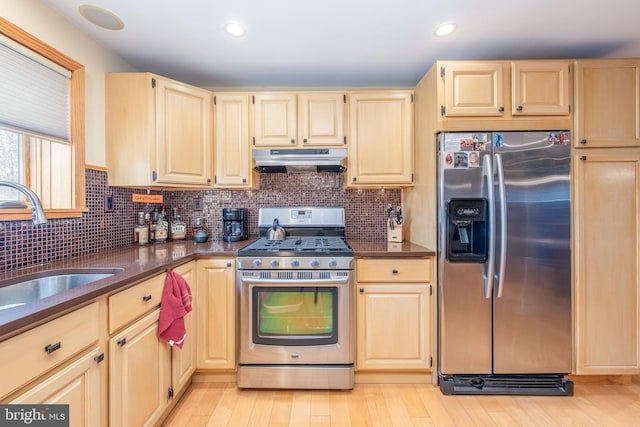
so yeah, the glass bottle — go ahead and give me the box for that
[149,208,158,242]
[154,206,170,243]
[134,211,149,245]
[171,207,187,240]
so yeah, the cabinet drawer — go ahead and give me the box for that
[0,302,99,399]
[357,258,431,283]
[109,273,165,334]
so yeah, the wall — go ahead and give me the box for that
[0,0,136,166]
[0,170,400,273]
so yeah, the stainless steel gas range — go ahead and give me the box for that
[236,207,355,390]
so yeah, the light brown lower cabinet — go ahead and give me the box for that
[9,347,102,427]
[0,301,104,427]
[109,261,197,427]
[110,309,171,427]
[355,258,433,372]
[196,258,236,370]
[574,150,640,374]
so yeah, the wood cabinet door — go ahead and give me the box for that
[171,262,197,395]
[10,347,102,427]
[213,93,252,187]
[252,93,297,147]
[155,77,212,185]
[196,259,236,370]
[299,92,346,146]
[110,309,171,427]
[575,151,640,374]
[356,283,431,371]
[348,91,413,186]
[511,60,571,115]
[574,59,640,148]
[442,62,504,116]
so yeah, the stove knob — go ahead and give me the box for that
[291,259,300,267]
[328,259,337,268]
[310,259,320,268]
[252,259,262,268]
[270,259,280,268]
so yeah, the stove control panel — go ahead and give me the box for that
[237,256,353,270]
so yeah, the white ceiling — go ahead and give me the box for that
[41,0,640,89]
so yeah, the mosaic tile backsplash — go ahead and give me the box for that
[0,169,401,273]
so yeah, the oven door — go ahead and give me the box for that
[238,270,354,365]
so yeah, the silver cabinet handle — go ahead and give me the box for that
[482,155,495,299]
[495,154,507,298]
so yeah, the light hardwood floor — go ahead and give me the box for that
[162,378,640,426]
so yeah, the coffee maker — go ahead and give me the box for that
[222,208,248,242]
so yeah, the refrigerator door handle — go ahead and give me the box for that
[482,155,495,299]
[495,153,507,298]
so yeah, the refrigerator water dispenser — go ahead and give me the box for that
[447,199,488,263]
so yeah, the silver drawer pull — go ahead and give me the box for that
[45,342,61,354]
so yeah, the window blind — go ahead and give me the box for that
[0,34,71,142]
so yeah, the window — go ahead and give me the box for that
[0,17,85,220]
[0,128,72,208]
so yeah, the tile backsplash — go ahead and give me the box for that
[0,169,400,273]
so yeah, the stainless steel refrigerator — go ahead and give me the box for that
[437,131,573,395]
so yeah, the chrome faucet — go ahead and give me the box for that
[0,181,47,225]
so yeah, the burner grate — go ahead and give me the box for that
[243,236,350,253]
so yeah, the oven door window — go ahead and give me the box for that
[252,286,338,346]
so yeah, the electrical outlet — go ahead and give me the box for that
[104,194,115,212]
[193,196,202,211]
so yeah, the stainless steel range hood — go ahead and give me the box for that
[252,148,347,173]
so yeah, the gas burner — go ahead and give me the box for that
[237,207,354,270]
[243,237,351,253]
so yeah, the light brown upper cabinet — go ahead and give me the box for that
[251,92,346,148]
[511,60,571,115]
[574,59,640,148]
[441,60,571,117]
[441,62,505,117]
[298,92,346,146]
[213,93,253,188]
[430,60,572,131]
[347,91,414,187]
[106,73,212,187]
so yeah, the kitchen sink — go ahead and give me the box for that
[0,268,123,310]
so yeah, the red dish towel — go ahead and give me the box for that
[158,270,193,348]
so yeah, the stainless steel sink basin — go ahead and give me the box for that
[0,268,123,310]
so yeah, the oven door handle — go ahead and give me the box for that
[241,277,350,285]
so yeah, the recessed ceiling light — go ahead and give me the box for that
[224,22,245,37]
[434,22,457,37]
[79,5,124,31]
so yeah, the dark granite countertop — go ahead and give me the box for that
[0,238,434,340]
[348,239,435,257]
[0,239,254,339]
